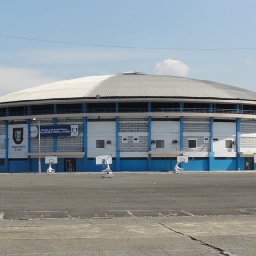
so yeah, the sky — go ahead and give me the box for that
[0,0,256,96]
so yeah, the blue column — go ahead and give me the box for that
[83,117,88,171]
[82,103,87,113]
[27,106,31,116]
[4,120,9,172]
[116,116,120,171]
[209,103,213,113]
[180,102,184,112]
[53,118,57,152]
[240,104,243,114]
[212,103,216,113]
[179,117,184,151]
[53,104,57,114]
[209,117,214,171]
[148,116,152,171]
[27,119,32,172]
[236,118,241,170]
[148,102,152,112]
[236,104,240,114]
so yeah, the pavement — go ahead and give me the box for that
[0,172,256,255]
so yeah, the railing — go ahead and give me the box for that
[3,107,256,116]
[87,108,116,113]
[57,109,82,114]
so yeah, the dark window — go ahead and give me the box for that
[188,139,197,149]
[57,104,82,114]
[156,140,164,148]
[31,105,54,115]
[96,140,105,148]
[225,140,233,149]
[0,159,5,165]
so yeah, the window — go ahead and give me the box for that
[188,139,197,149]
[133,137,139,143]
[122,136,128,143]
[225,140,233,149]
[156,140,164,148]
[96,140,105,148]
[0,159,5,166]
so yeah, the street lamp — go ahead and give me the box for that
[32,118,41,173]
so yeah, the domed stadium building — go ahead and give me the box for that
[0,72,256,172]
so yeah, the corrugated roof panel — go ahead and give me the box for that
[0,73,255,104]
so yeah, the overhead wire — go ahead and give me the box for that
[0,33,256,52]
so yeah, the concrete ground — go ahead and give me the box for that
[0,172,256,255]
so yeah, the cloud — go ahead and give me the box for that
[155,58,189,76]
[0,67,57,96]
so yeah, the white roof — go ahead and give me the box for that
[0,73,255,104]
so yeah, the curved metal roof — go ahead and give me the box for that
[0,73,256,104]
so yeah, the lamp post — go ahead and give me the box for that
[32,118,41,173]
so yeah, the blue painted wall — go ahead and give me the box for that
[210,158,237,171]
[0,162,6,172]
[238,157,245,170]
[1,157,253,172]
[55,158,63,172]
[183,158,208,171]
[120,159,148,171]
[9,159,29,173]
[151,159,176,171]
[30,158,57,173]
[85,159,117,172]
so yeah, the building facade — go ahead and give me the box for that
[0,73,256,172]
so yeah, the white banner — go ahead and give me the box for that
[0,135,5,158]
[8,124,28,159]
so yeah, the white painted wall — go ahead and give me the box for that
[240,120,256,153]
[0,134,5,158]
[88,121,116,158]
[151,121,180,153]
[213,122,236,157]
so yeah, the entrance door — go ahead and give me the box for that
[245,157,254,170]
[64,158,76,172]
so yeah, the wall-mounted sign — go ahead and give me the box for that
[31,125,79,137]
[8,124,28,158]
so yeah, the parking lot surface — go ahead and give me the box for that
[0,172,256,255]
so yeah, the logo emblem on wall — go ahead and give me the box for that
[13,128,24,145]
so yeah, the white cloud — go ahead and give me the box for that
[155,58,189,76]
[0,67,56,96]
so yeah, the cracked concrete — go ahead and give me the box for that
[160,223,236,256]
[0,216,256,255]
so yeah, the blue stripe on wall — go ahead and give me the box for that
[116,117,120,170]
[5,120,9,172]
